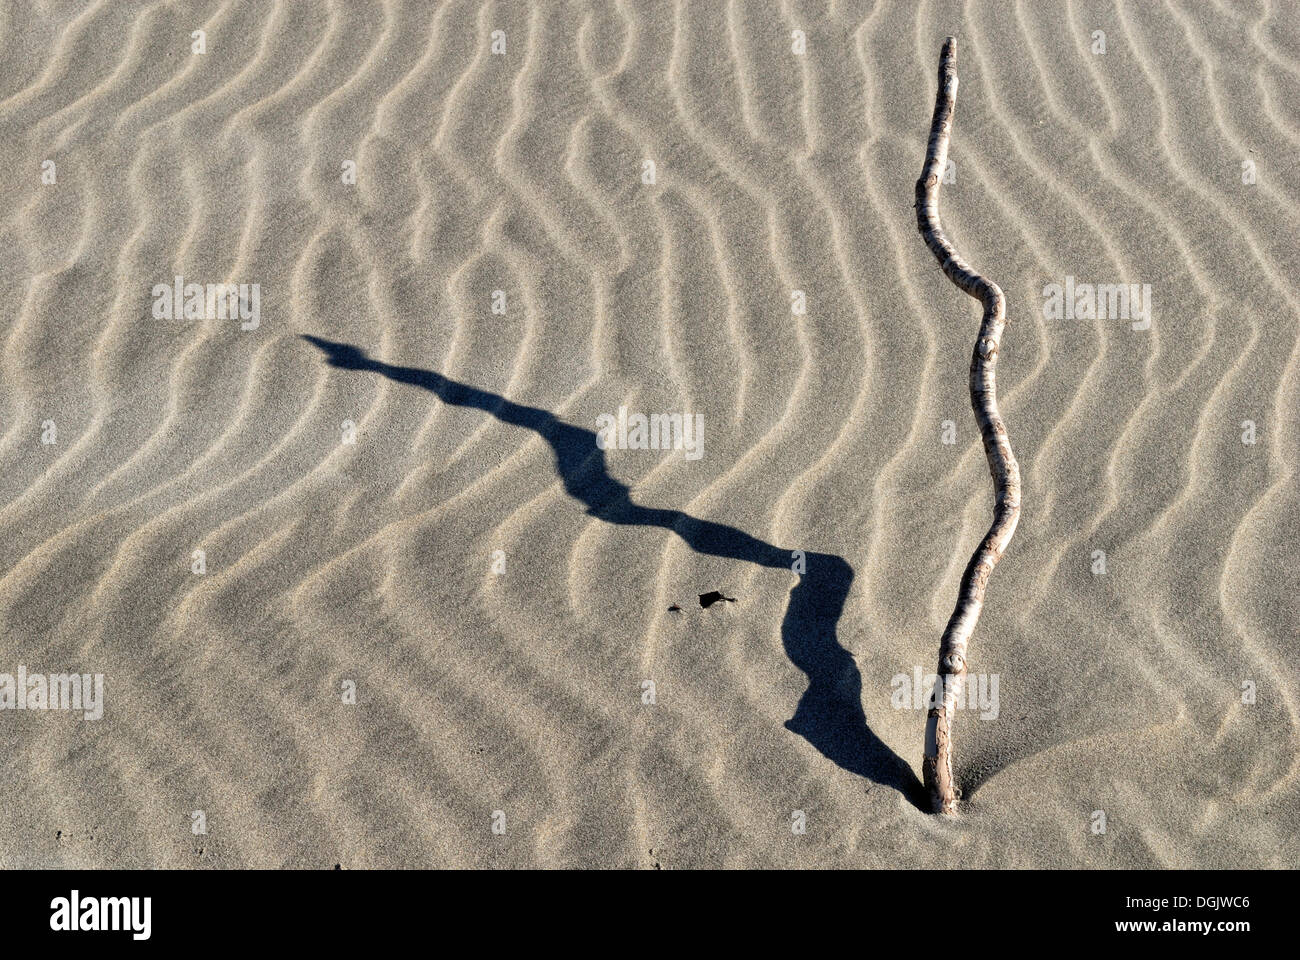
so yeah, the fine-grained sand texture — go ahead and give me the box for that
[1,0,1297,868]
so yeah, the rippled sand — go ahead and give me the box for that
[0,0,1296,868]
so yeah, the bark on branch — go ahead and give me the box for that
[914,37,1022,816]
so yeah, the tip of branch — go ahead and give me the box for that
[938,38,957,81]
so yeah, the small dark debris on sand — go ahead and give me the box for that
[698,591,736,609]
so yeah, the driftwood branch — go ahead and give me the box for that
[914,37,1022,815]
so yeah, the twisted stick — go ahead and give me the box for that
[914,38,1021,815]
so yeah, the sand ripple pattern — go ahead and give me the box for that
[0,0,1295,867]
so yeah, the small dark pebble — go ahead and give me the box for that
[699,591,737,609]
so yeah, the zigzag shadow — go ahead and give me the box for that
[303,335,923,804]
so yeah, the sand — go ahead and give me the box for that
[0,0,1296,868]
